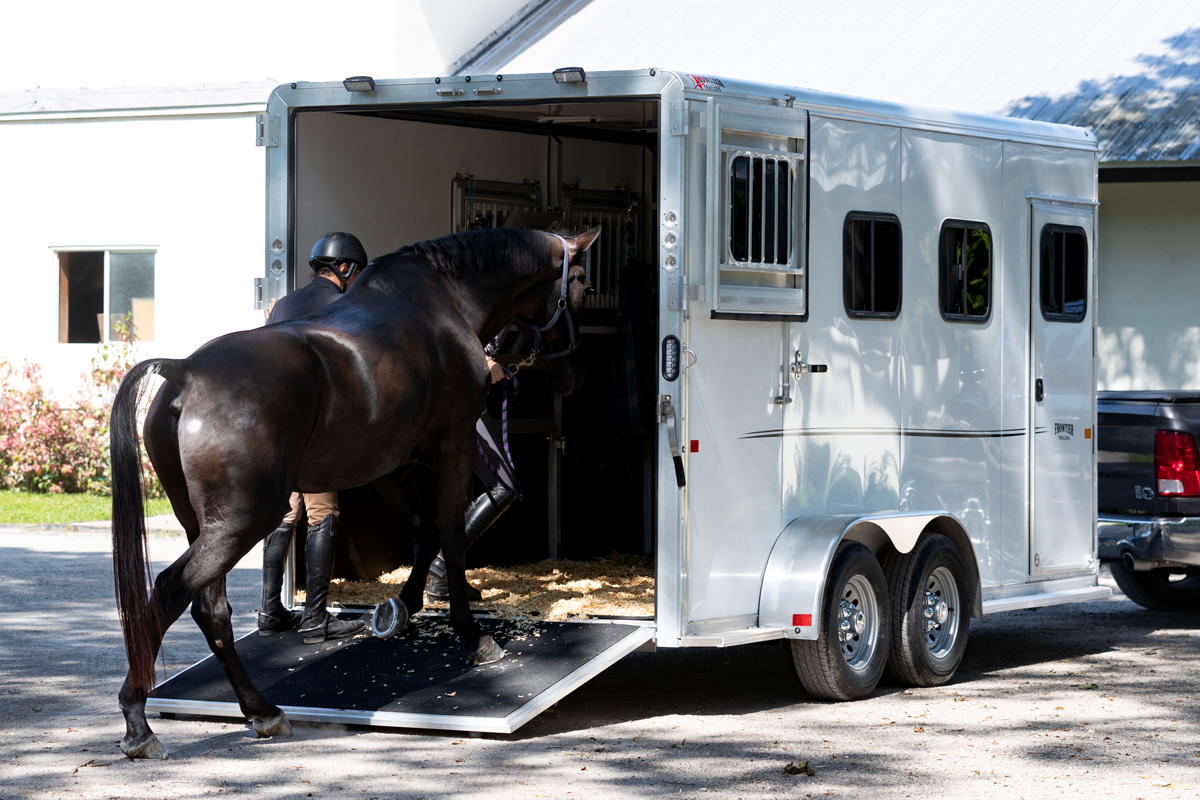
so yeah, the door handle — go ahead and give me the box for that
[1035,378,1044,402]
[658,394,686,488]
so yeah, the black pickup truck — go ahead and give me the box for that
[1098,391,1200,610]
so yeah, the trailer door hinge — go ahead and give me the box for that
[256,113,281,147]
[668,101,687,137]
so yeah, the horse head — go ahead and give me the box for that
[534,227,600,396]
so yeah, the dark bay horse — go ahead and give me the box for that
[110,227,599,759]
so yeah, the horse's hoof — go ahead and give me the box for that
[121,733,168,760]
[470,634,505,666]
[372,597,409,639]
[252,710,293,738]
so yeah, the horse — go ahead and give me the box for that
[109,226,599,759]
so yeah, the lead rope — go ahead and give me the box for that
[476,372,523,501]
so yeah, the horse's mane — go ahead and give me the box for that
[397,228,559,278]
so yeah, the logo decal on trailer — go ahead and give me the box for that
[687,74,725,93]
[1055,423,1075,441]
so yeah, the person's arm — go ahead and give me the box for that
[485,354,507,384]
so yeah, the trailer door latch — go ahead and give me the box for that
[658,394,686,488]
[789,350,828,379]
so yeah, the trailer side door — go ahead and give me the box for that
[673,94,807,633]
[1030,198,1096,575]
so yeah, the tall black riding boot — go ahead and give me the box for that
[258,523,302,636]
[428,484,515,601]
[297,514,367,644]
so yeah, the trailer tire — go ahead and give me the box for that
[1109,561,1200,611]
[882,534,970,687]
[790,541,890,701]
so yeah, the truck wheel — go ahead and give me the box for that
[883,534,970,687]
[790,541,890,701]
[1110,561,1200,611]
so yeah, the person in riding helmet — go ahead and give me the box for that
[258,231,369,643]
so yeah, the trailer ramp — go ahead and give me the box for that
[146,613,654,734]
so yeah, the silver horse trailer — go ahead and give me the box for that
[150,68,1108,732]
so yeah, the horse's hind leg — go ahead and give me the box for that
[191,577,291,737]
[117,549,201,759]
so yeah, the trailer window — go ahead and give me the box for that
[56,250,155,343]
[716,143,806,317]
[939,221,991,322]
[843,212,901,319]
[1040,225,1088,322]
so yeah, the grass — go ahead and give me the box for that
[0,490,173,525]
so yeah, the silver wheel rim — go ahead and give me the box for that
[837,574,879,671]
[922,566,960,660]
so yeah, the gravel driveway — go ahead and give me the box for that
[1,526,1197,799]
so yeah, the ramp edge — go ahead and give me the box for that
[503,624,657,734]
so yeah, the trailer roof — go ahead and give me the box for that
[279,69,1097,152]
[469,0,1200,164]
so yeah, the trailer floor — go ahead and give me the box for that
[146,612,654,734]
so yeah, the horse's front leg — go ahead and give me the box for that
[372,468,437,620]
[434,449,504,665]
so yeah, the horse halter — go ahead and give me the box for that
[509,233,580,372]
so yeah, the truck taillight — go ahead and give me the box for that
[1155,430,1200,496]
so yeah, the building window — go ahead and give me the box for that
[939,221,992,322]
[57,250,155,343]
[1040,225,1088,322]
[843,212,901,318]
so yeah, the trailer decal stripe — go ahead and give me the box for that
[739,427,1029,440]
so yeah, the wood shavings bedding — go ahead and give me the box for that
[297,553,654,621]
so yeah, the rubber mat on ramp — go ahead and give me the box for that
[145,613,654,734]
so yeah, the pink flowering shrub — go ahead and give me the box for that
[0,316,163,497]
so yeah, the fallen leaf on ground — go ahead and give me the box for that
[1077,683,1098,690]
[783,761,815,777]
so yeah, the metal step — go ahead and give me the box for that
[981,585,1112,614]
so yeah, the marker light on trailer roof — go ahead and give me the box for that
[553,67,587,84]
[343,76,376,92]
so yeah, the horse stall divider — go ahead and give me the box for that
[146,69,1107,738]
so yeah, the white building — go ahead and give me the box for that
[3,0,1199,395]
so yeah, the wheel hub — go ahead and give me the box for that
[837,573,880,671]
[839,603,867,639]
[922,592,949,629]
[921,565,961,660]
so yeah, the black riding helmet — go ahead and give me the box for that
[309,232,368,286]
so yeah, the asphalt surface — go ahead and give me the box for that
[1,526,1198,799]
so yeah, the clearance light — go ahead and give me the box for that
[553,67,587,84]
[343,76,376,92]
[1155,430,1200,496]
[662,335,681,381]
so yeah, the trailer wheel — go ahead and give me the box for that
[790,541,890,701]
[882,534,970,687]
[1110,561,1200,611]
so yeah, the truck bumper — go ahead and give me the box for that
[1098,514,1200,566]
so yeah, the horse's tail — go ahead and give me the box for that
[110,357,189,692]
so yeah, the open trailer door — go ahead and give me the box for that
[147,614,653,734]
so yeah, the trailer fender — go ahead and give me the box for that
[758,512,982,640]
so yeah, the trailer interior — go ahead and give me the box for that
[149,97,665,734]
[285,98,663,584]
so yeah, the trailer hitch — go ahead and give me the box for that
[658,394,686,488]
